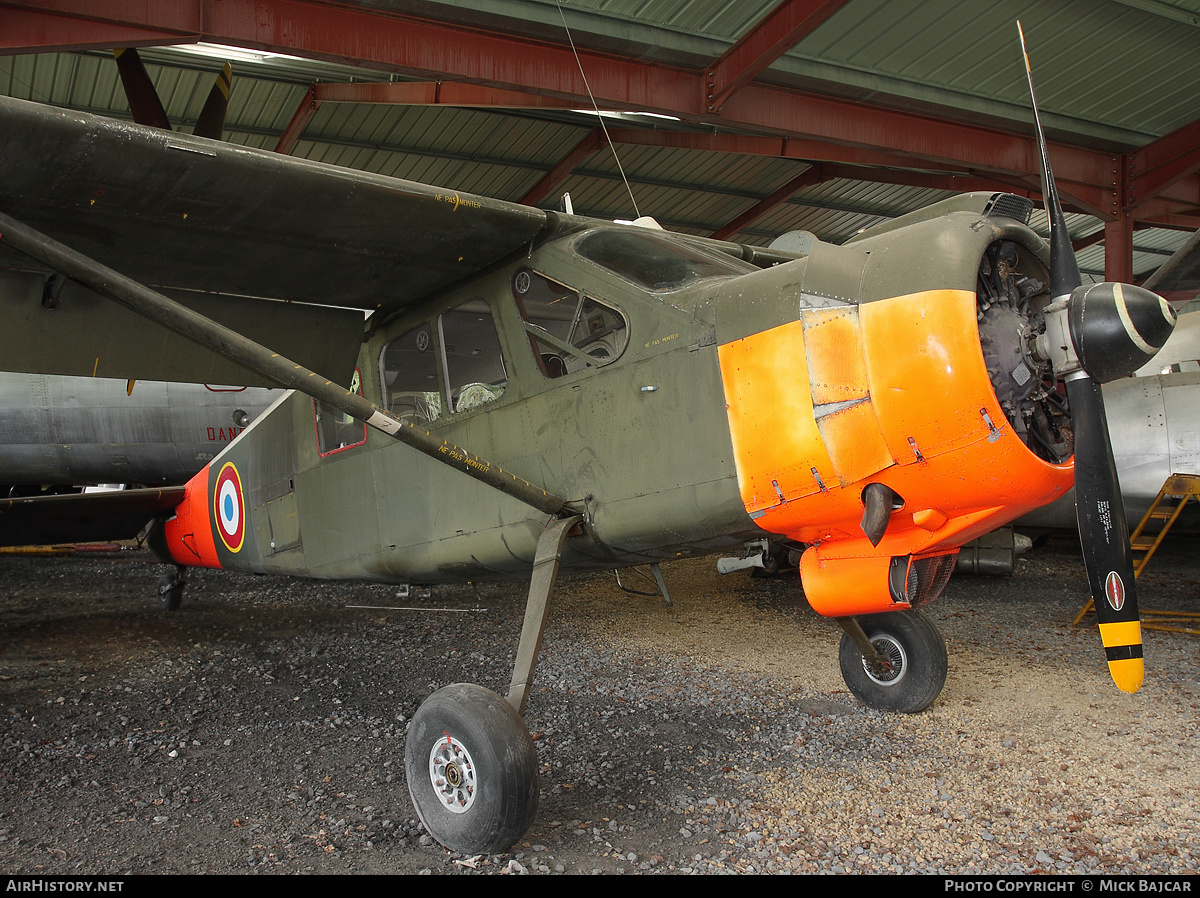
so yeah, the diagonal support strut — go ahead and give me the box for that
[0,209,570,517]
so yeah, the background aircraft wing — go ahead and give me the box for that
[0,96,551,386]
[1143,229,1200,306]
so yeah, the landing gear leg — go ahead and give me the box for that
[405,514,582,854]
[837,610,947,713]
[157,566,188,611]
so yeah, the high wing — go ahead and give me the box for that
[0,95,551,388]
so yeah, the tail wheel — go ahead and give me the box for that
[838,610,947,713]
[404,683,539,855]
[157,572,184,611]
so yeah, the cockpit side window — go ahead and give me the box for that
[314,368,367,456]
[574,227,755,292]
[439,300,507,413]
[511,268,628,378]
[379,323,443,425]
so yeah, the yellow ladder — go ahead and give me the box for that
[1073,473,1200,635]
[1129,473,1200,576]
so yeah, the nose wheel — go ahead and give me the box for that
[838,610,947,713]
[405,683,539,855]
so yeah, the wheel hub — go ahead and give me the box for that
[862,635,907,686]
[428,734,477,814]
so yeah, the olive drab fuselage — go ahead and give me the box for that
[162,195,1074,620]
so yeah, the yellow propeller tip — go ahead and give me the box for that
[1108,658,1144,694]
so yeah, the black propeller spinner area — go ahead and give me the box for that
[1018,22,1176,693]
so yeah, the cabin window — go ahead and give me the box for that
[379,323,443,424]
[574,227,754,291]
[439,299,507,413]
[314,368,367,456]
[511,269,628,378]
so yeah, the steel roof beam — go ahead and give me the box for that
[710,165,825,242]
[275,83,318,154]
[705,0,849,113]
[6,0,1199,270]
[816,164,1020,195]
[711,164,827,241]
[1127,115,1200,210]
[312,81,577,109]
[0,0,1121,195]
[603,127,941,172]
[603,128,1107,215]
[520,128,605,207]
[0,6,196,54]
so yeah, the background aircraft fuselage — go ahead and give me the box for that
[1018,370,1200,531]
[0,373,275,490]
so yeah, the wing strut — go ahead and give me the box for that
[0,210,570,518]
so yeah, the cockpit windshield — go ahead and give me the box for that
[574,228,755,292]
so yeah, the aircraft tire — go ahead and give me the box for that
[405,682,539,855]
[838,610,947,713]
[157,574,183,612]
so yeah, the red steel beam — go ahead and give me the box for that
[604,128,1106,215]
[711,165,827,241]
[520,128,606,207]
[7,0,1193,277]
[817,163,1021,196]
[274,82,318,154]
[313,81,577,109]
[0,6,195,52]
[1105,215,1135,282]
[274,81,576,154]
[1127,115,1200,210]
[706,0,849,112]
[604,127,933,171]
[0,0,1122,197]
[1133,174,1200,222]
[1136,212,1200,232]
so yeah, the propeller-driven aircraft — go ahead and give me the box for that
[0,28,1178,854]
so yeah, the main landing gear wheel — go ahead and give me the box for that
[405,683,539,855]
[838,610,947,713]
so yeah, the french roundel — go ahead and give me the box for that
[214,462,245,553]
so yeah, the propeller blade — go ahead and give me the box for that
[1064,376,1142,692]
[112,48,171,131]
[1017,22,1078,301]
[193,62,232,140]
[1018,21,1162,692]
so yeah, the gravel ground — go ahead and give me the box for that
[0,532,1197,876]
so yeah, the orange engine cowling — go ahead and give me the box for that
[719,284,1073,617]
